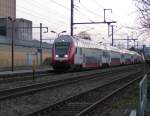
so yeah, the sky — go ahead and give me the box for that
[16,0,149,47]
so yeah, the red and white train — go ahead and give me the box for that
[52,35,143,70]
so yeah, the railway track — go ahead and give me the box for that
[0,64,145,116]
[0,64,140,91]
[0,64,142,101]
[0,64,142,83]
[25,70,143,116]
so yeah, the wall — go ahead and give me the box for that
[0,36,52,68]
[0,44,51,67]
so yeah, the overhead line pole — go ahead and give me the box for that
[40,23,43,65]
[73,21,117,25]
[70,0,74,36]
[16,25,48,65]
[73,21,116,39]
[111,25,114,46]
[15,25,48,65]
[11,20,14,72]
[104,9,112,37]
[7,17,15,72]
[70,0,116,44]
[127,36,129,49]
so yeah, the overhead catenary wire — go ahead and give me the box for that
[17,1,70,28]
[17,6,67,24]
[76,2,114,22]
[79,3,103,18]
[18,0,69,21]
[74,7,95,22]
[17,7,68,28]
[17,0,117,40]
[49,0,70,10]
[92,0,105,9]
[17,0,97,29]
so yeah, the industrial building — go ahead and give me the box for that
[0,0,32,41]
[0,18,33,40]
[0,0,16,19]
[14,18,32,40]
[0,0,51,68]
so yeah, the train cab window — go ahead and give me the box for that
[55,42,70,55]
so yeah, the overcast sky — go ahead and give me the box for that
[16,0,148,46]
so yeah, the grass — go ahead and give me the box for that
[111,84,139,110]
[145,112,150,116]
[145,79,150,116]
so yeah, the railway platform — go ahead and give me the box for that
[0,66,52,78]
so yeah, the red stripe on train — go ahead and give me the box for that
[85,63,101,68]
[110,61,121,66]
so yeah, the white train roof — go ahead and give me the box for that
[54,35,141,56]
[73,36,106,50]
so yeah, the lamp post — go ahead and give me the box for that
[50,30,67,37]
[8,17,15,72]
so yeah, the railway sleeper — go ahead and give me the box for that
[48,102,91,115]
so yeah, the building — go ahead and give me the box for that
[0,18,11,38]
[14,18,32,41]
[0,18,33,40]
[0,0,16,19]
[0,0,32,40]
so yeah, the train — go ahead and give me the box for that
[144,46,150,65]
[52,35,143,70]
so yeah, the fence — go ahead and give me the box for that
[139,74,147,116]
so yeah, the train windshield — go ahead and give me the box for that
[55,42,70,55]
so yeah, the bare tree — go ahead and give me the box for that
[134,0,150,39]
[135,0,150,28]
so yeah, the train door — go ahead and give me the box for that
[107,51,110,64]
[74,47,83,65]
[102,50,108,67]
[99,50,103,67]
[107,51,111,66]
[83,53,86,67]
[121,54,125,64]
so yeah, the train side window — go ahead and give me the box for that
[80,48,82,55]
[103,51,107,57]
[121,54,124,58]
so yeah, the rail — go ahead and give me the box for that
[26,70,142,116]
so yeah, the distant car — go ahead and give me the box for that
[52,35,143,71]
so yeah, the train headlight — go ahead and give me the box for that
[64,54,68,58]
[55,55,59,58]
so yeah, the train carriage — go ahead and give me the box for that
[144,47,150,64]
[52,35,143,70]
[108,46,122,66]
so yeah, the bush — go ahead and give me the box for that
[43,57,52,65]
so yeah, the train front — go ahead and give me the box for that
[52,35,75,70]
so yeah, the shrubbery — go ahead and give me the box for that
[43,57,52,65]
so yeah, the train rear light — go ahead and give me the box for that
[64,54,68,58]
[55,55,59,58]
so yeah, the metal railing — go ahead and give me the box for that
[139,74,147,116]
